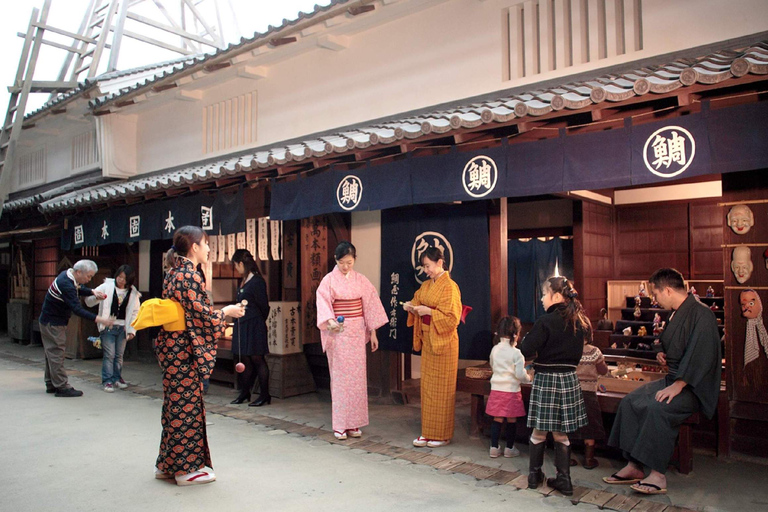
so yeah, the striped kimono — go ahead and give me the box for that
[407,272,462,441]
[316,266,388,432]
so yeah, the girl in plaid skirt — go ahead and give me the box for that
[519,276,590,496]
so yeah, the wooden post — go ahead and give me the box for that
[489,198,508,325]
[300,216,328,345]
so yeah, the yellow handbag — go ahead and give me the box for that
[131,298,186,332]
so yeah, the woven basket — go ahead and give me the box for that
[465,364,492,380]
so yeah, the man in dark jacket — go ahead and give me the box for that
[39,260,112,397]
[604,268,721,495]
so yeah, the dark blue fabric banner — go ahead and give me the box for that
[504,135,565,197]
[410,145,507,205]
[61,190,240,248]
[379,202,492,360]
[630,112,711,186]
[707,100,768,175]
[563,124,632,191]
[508,238,573,323]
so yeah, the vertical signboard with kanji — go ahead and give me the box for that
[282,221,298,291]
[300,216,327,344]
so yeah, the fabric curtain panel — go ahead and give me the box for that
[508,238,573,323]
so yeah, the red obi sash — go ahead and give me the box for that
[333,298,363,318]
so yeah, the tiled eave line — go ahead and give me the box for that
[21,0,360,124]
[27,42,768,216]
[87,0,375,114]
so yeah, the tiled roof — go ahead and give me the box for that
[3,174,118,212]
[23,55,200,122]
[25,1,353,121]
[87,0,355,110]
[30,39,768,214]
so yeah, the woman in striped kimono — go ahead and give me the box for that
[316,241,388,440]
[404,247,462,448]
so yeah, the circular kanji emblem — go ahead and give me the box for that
[643,126,696,178]
[411,231,454,284]
[336,175,363,210]
[462,155,498,198]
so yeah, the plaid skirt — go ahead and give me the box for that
[527,371,587,433]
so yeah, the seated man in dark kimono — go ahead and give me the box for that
[604,268,721,495]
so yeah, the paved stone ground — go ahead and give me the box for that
[2,337,766,512]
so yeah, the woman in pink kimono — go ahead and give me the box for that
[316,241,388,440]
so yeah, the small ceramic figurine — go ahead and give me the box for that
[710,303,719,312]
[633,296,642,319]
[653,319,665,337]
[732,246,753,284]
[706,286,715,298]
[637,343,652,351]
[622,326,633,336]
[596,308,613,331]
[638,283,647,297]
[727,204,754,235]
[650,296,660,308]
[689,286,698,298]
[637,326,647,337]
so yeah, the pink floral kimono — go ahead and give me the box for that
[316,266,388,432]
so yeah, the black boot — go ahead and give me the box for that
[528,440,546,489]
[547,442,574,496]
[230,373,251,404]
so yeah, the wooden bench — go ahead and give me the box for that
[457,369,710,474]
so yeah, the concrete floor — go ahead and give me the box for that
[1,337,766,512]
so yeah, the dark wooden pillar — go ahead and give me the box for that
[721,169,768,458]
[489,197,508,325]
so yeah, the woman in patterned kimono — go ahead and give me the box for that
[403,247,462,448]
[154,226,245,486]
[316,241,388,440]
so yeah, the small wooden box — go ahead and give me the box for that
[597,371,665,393]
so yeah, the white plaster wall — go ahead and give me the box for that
[129,0,768,175]
[14,123,98,190]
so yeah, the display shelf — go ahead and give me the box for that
[620,308,672,322]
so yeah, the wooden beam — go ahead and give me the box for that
[152,82,178,93]
[348,5,375,15]
[203,61,231,73]
[115,99,135,108]
[269,36,298,47]
[489,198,508,326]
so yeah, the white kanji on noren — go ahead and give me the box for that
[643,126,696,178]
[201,206,213,230]
[101,220,109,240]
[164,211,175,234]
[129,216,140,238]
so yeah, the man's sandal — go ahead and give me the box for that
[602,473,642,485]
[631,482,667,495]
